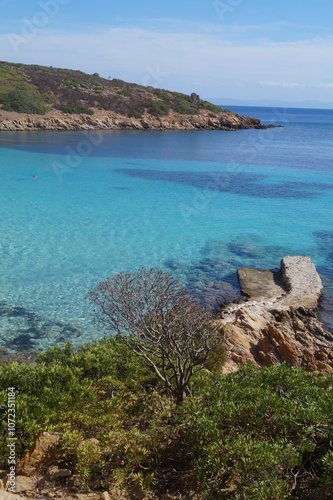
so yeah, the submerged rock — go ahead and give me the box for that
[238,267,284,301]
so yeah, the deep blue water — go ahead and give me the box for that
[1,105,333,351]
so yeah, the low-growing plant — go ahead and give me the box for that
[146,100,170,116]
[203,101,224,113]
[0,343,332,498]
[64,79,80,87]
[175,103,199,115]
[117,90,131,97]
[1,89,47,114]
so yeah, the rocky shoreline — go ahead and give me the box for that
[220,256,333,374]
[0,108,275,132]
[0,256,332,499]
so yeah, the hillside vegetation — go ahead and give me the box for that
[1,339,333,499]
[0,61,224,118]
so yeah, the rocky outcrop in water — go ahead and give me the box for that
[220,256,333,373]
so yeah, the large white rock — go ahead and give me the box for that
[281,256,323,308]
[222,256,323,325]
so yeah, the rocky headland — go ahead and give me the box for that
[0,61,275,132]
[220,256,333,374]
[0,107,271,132]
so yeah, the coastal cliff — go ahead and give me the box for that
[0,107,269,132]
[220,256,333,374]
[0,61,273,132]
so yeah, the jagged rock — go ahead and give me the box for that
[46,465,71,480]
[16,432,63,476]
[0,347,38,364]
[220,257,333,374]
[191,92,201,103]
[9,475,38,493]
[238,267,285,301]
[281,255,323,308]
[0,491,23,499]
[0,107,273,132]
[100,492,112,500]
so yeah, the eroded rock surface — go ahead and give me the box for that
[0,108,273,132]
[220,256,332,373]
[237,267,285,301]
[281,255,323,308]
[16,432,63,477]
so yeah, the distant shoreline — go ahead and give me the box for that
[0,108,276,132]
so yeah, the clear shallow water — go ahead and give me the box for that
[1,106,333,351]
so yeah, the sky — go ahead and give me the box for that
[1,0,333,107]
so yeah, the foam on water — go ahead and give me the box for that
[1,107,333,350]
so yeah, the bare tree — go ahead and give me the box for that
[88,268,224,403]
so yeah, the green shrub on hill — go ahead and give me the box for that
[146,100,170,116]
[0,339,332,499]
[117,90,131,97]
[0,61,231,120]
[64,79,80,87]
[0,89,47,114]
[203,101,224,112]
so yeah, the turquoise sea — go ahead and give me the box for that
[1,105,333,351]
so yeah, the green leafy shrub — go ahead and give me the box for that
[117,90,131,97]
[146,100,170,116]
[203,101,224,113]
[175,103,199,115]
[109,78,125,85]
[153,91,172,101]
[133,112,143,119]
[174,95,199,115]
[165,363,333,499]
[0,343,333,498]
[1,89,47,114]
[64,79,80,87]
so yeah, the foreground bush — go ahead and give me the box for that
[0,340,332,498]
[88,267,224,403]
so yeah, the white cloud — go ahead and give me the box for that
[1,25,333,99]
[314,83,333,88]
[259,81,306,88]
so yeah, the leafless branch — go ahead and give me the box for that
[88,267,224,403]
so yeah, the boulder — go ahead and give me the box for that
[281,255,323,308]
[46,465,71,480]
[16,432,63,476]
[220,257,333,374]
[9,475,38,493]
[237,267,285,301]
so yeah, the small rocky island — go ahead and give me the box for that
[0,61,274,132]
[220,256,333,373]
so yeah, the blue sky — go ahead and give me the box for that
[1,0,333,106]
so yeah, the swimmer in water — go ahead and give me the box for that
[32,175,38,178]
